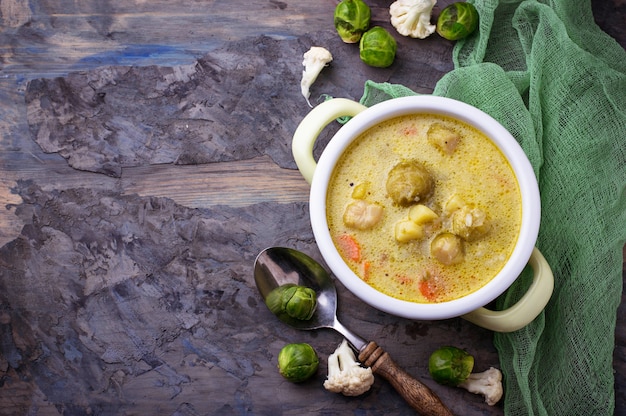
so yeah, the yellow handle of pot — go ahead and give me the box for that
[292,98,368,184]
[462,247,554,332]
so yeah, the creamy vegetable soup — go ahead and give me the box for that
[327,114,522,303]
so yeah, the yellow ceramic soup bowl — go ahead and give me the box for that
[292,96,553,332]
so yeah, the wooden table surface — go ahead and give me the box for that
[1,1,624,415]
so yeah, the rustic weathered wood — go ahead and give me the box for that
[0,1,624,415]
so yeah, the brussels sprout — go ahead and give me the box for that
[359,26,397,68]
[265,284,317,320]
[450,205,490,241]
[386,160,433,206]
[428,346,474,386]
[278,343,320,383]
[436,2,479,41]
[427,123,461,154]
[431,232,464,265]
[429,346,504,405]
[334,0,371,43]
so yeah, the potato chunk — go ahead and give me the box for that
[444,194,466,215]
[408,204,439,224]
[386,160,433,206]
[428,123,461,154]
[394,220,425,243]
[343,200,384,230]
[431,233,464,265]
[351,181,371,199]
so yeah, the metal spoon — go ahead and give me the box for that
[254,247,453,416]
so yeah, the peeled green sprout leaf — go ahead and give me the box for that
[278,343,320,383]
[359,26,397,68]
[334,0,371,43]
[436,2,479,41]
[265,283,317,321]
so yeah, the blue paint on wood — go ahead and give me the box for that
[76,44,200,68]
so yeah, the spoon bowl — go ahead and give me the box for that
[254,247,339,331]
[254,247,453,416]
[254,246,365,349]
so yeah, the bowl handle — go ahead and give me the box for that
[462,247,554,332]
[292,98,367,184]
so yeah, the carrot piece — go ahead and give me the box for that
[336,234,361,262]
[419,279,438,302]
[362,260,371,281]
[402,126,417,136]
[395,275,413,286]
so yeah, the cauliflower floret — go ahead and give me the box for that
[343,200,384,230]
[457,367,503,406]
[430,346,504,406]
[301,46,333,107]
[389,0,437,39]
[324,339,374,396]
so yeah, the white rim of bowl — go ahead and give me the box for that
[310,95,540,320]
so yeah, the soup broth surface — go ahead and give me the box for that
[327,114,522,303]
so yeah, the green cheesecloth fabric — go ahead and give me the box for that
[358,0,626,414]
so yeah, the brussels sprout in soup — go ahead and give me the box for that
[327,114,522,303]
